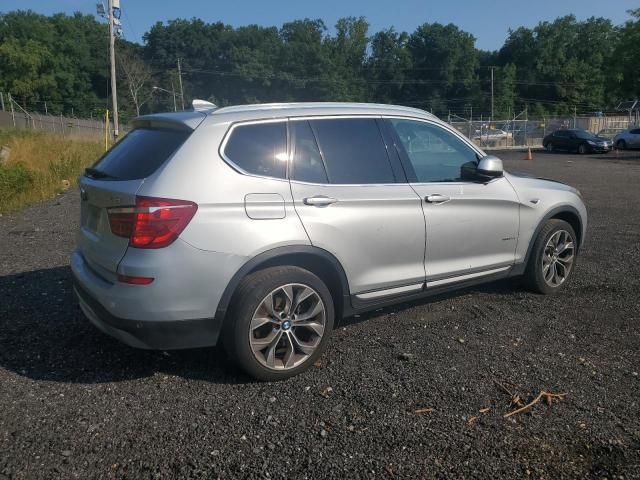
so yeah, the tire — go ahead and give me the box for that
[616,140,627,150]
[578,143,588,155]
[545,142,554,152]
[223,266,335,381]
[523,219,578,295]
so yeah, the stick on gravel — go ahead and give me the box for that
[504,391,567,418]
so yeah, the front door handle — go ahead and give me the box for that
[425,194,451,204]
[303,196,338,207]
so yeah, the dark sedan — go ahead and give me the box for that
[543,128,613,154]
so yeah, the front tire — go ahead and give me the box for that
[524,219,577,294]
[545,142,554,152]
[224,266,335,381]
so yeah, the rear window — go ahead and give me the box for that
[91,128,190,180]
[223,121,287,179]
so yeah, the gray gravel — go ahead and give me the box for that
[1,149,639,479]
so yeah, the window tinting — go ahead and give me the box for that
[91,128,190,180]
[630,129,640,135]
[391,119,478,183]
[310,118,395,184]
[291,121,328,184]
[224,122,287,179]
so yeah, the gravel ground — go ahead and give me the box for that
[1,149,639,479]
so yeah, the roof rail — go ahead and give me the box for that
[192,99,218,112]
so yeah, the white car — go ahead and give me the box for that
[614,127,640,150]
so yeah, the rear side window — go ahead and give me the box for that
[291,121,328,184]
[631,129,640,135]
[224,122,287,179]
[92,128,190,180]
[310,118,395,184]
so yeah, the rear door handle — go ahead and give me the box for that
[425,194,451,204]
[303,196,338,207]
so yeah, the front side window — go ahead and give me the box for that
[309,118,395,184]
[390,119,478,183]
[223,121,287,179]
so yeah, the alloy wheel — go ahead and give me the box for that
[542,230,575,287]
[249,283,326,370]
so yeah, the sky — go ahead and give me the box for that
[1,0,635,50]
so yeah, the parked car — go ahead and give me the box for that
[596,127,627,141]
[543,128,612,154]
[72,102,587,380]
[613,127,640,150]
[473,128,513,141]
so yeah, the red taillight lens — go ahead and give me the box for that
[117,274,155,285]
[108,196,198,249]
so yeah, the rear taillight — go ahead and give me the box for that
[108,196,198,249]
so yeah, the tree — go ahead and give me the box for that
[610,8,640,100]
[367,28,412,104]
[117,47,152,116]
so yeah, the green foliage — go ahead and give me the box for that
[0,161,33,206]
[0,8,638,118]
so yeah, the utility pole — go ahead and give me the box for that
[9,93,15,127]
[108,0,119,137]
[170,80,177,112]
[177,58,185,110]
[490,66,495,121]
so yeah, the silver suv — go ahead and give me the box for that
[71,102,587,380]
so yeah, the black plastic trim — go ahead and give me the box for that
[510,205,584,276]
[214,245,352,321]
[73,273,222,350]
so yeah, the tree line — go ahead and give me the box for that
[0,9,638,122]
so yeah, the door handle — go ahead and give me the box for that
[303,196,338,207]
[425,194,450,204]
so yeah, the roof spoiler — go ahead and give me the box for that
[192,99,218,113]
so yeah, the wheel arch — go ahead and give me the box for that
[514,205,584,276]
[215,245,352,327]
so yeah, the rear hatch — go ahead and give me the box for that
[78,114,202,280]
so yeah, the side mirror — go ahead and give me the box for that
[477,155,504,179]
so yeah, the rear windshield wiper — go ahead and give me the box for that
[84,167,119,180]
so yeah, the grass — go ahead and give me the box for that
[0,130,104,213]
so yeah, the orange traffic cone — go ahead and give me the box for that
[524,146,533,161]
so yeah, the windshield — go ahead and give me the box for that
[574,130,597,140]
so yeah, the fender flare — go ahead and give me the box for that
[513,204,584,275]
[214,245,352,321]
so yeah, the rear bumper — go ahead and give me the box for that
[73,272,223,350]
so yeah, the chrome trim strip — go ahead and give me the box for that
[355,282,424,301]
[427,266,511,288]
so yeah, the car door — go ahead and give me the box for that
[385,117,519,285]
[554,130,569,150]
[289,117,426,298]
[630,128,640,148]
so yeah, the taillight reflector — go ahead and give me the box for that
[108,196,198,249]
[117,274,154,285]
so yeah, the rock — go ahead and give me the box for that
[398,353,414,361]
[457,338,465,344]
[0,145,10,163]
[319,429,328,438]
[61,179,71,191]
[268,396,276,403]
[61,450,72,457]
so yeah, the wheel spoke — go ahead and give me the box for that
[280,285,295,314]
[264,330,283,368]
[293,320,324,336]
[251,328,279,352]
[251,316,277,330]
[295,299,324,322]
[289,330,317,355]
[557,241,574,254]
[282,332,296,368]
[292,287,315,313]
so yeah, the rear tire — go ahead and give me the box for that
[545,142,554,152]
[578,143,588,154]
[223,266,335,381]
[617,140,627,150]
[523,219,578,295]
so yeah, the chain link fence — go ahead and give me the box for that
[449,115,637,150]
